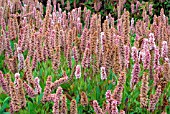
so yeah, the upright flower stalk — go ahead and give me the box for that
[0,71,8,93]
[60,94,67,114]
[17,47,24,71]
[53,87,63,114]
[75,65,81,79]
[149,85,162,112]
[70,99,77,114]
[93,100,104,114]
[112,71,126,105]
[140,72,149,108]
[131,59,140,88]
[80,91,88,106]
[100,67,107,80]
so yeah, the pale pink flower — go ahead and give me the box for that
[131,61,140,88]
[75,65,81,79]
[93,100,104,114]
[149,33,156,50]
[14,73,20,86]
[105,90,112,102]
[153,47,160,69]
[124,45,130,68]
[142,38,149,51]
[143,50,151,69]
[111,99,118,114]
[0,71,8,93]
[131,3,135,14]
[149,4,153,16]
[161,41,168,58]
[131,46,138,62]
[34,77,42,95]
[101,67,107,80]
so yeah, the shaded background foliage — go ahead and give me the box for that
[38,0,170,23]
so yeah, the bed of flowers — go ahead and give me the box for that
[0,0,170,114]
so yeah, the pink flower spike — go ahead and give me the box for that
[105,90,112,102]
[75,65,81,79]
[149,33,156,50]
[124,45,130,68]
[0,71,8,93]
[34,77,42,95]
[149,4,153,16]
[131,61,140,88]
[143,50,151,70]
[111,99,118,114]
[161,41,168,58]
[131,46,138,62]
[23,82,35,98]
[14,73,20,86]
[142,38,149,51]
[100,32,105,53]
[131,3,135,14]
[153,47,160,69]
[101,67,107,80]
[93,100,104,114]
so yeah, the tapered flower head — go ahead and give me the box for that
[0,71,8,93]
[14,73,20,85]
[75,65,81,79]
[93,100,104,114]
[60,94,67,114]
[34,77,42,95]
[80,91,88,106]
[105,90,112,102]
[70,99,77,114]
[131,46,138,62]
[53,86,63,114]
[149,33,156,50]
[161,41,168,58]
[100,67,107,80]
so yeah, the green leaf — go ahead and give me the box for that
[96,86,100,100]
[0,97,10,113]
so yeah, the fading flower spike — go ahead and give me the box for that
[17,79,26,108]
[60,94,67,114]
[70,99,77,114]
[149,85,162,112]
[42,76,52,103]
[140,72,149,108]
[53,86,63,114]
[80,91,88,106]
[0,71,8,93]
